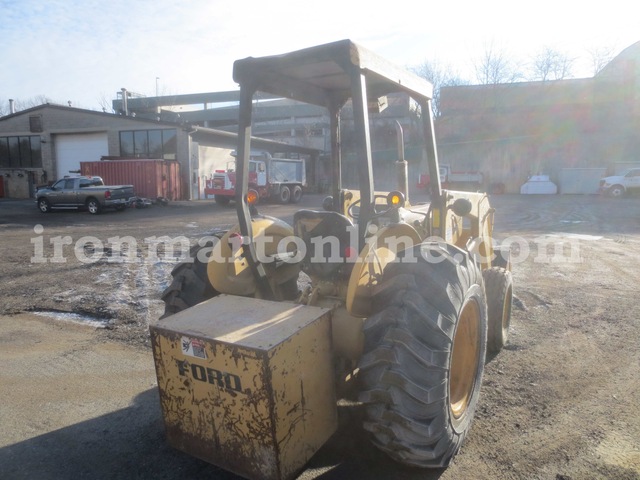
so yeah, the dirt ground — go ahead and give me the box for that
[0,193,639,480]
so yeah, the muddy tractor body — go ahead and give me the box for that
[150,39,513,480]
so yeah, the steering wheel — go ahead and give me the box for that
[347,194,394,220]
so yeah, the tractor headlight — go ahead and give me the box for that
[387,191,405,208]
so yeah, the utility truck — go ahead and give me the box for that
[150,40,513,480]
[205,152,305,205]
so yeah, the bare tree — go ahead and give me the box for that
[473,41,522,84]
[13,95,54,111]
[588,45,616,75]
[97,93,115,113]
[529,46,575,81]
[411,60,468,117]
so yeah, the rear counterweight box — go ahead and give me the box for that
[150,295,337,480]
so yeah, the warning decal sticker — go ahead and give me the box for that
[181,336,207,359]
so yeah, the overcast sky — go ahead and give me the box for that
[1,0,638,112]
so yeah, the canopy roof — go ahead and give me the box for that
[233,39,434,107]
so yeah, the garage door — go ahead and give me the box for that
[559,168,606,194]
[55,133,108,177]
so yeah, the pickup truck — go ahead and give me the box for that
[36,176,135,214]
[600,168,640,197]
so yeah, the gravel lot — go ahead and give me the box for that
[1,192,639,480]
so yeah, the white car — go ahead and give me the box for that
[599,168,640,197]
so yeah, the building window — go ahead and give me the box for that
[119,129,177,160]
[29,115,43,133]
[0,135,43,168]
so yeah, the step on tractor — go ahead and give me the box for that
[150,39,513,480]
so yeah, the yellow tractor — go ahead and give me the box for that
[151,39,513,480]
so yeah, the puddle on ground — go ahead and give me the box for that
[32,310,111,328]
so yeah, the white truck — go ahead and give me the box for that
[418,164,484,191]
[599,168,640,197]
[205,152,306,205]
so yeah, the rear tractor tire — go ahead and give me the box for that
[358,243,488,468]
[161,240,220,318]
[483,267,513,355]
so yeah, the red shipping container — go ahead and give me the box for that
[80,159,182,201]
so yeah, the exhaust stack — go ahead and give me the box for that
[395,120,409,204]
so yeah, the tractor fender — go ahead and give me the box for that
[346,223,422,317]
[207,216,300,297]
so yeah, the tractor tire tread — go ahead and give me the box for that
[161,240,220,318]
[358,242,487,468]
[483,266,513,355]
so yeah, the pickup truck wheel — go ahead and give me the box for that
[86,198,101,214]
[358,243,487,467]
[161,240,220,318]
[608,185,625,198]
[38,198,51,213]
[483,267,513,356]
[291,185,303,204]
[279,186,291,204]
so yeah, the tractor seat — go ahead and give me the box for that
[293,210,355,279]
